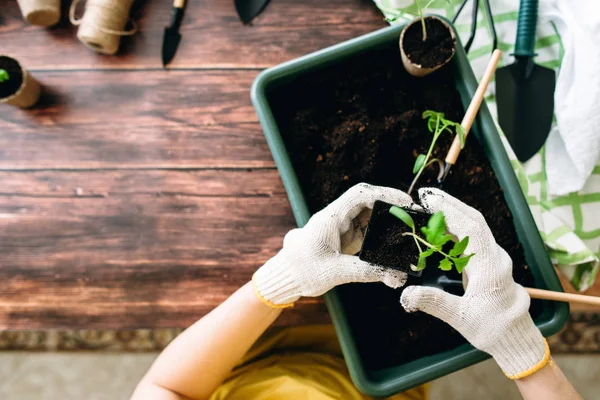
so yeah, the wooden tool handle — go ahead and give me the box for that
[445,49,502,165]
[527,287,600,307]
[174,0,185,8]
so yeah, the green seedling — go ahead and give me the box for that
[414,0,435,41]
[385,0,446,41]
[389,206,473,273]
[0,69,9,83]
[407,110,465,195]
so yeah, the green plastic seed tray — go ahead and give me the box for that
[250,19,569,398]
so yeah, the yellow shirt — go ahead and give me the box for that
[209,325,427,400]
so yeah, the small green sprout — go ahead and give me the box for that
[385,0,447,41]
[389,206,473,273]
[0,69,9,83]
[415,0,435,41]
[407,110,465,195]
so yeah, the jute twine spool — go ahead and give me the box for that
[17,0,61,27]
[0,57,41,109]
[70,0,137,55]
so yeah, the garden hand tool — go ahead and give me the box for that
[235,0,271,24]
[439,49,502,183]
[496,0,555,162]
[162,0,186,67]
[253,183,411,308]
[452,0,497,54]
[402,188,549,379]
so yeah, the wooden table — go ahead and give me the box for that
[0,0,386,329]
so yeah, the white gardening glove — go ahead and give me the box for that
[253,183,412,308]
[401,188,549,380]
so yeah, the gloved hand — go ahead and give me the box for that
[401,188,549,380]
[253,183,412,308]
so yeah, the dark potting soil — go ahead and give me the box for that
[0,57,24,99]
[269,46,541,370]
[403,18,455,68]
[359,201,429,275]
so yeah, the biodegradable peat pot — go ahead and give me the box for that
[0,56,41,109]
[359,201,466,287]
[359,201,429,277]
[400,16,456,77]
[251,20,568,397]
[17,0,61,27]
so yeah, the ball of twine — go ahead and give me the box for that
[69,0,137,55]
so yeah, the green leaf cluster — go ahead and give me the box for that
[389,206,473,274]
[0,69,9,83]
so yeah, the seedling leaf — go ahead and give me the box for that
[422,110,444,133]
[417,253,427,271]
[439,258,453,271]
[452,254,474,273]
[413,154,427,174]
[422,110,443,121]
[431,233,454,248]
[421,248,435,258]
[410,253,427,272]
[0,69,9,83]
[449,236,469,257]
[421,211,446,243]
[455,124,466,149]
[389,206,414,230]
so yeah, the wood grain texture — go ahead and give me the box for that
[1,0,380,330]
[2,0,386,70]
[0,170,331,329]
[0,70,273,169]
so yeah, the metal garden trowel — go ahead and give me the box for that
[496,0,555,162]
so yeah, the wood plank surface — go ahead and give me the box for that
[1,0,377,329]
[0,70,273,169]
[2,0,386,70]
[0,170,331,329]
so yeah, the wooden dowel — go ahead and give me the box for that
[445,49,502,166]
[527,287,600,307]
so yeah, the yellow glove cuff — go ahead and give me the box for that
[505,339,551,380]
[252,277,295,309]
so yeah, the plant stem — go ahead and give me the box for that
[410,226,423,254]
[408,117,440,195]
[402,232,453,259]
[425,158,445,181]
[415,0,427,41]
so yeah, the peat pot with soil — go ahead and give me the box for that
[399,2,456,77]
[251,22,568,397]
[0,56,41,109]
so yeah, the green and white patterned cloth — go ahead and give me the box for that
[374,0,599,291]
